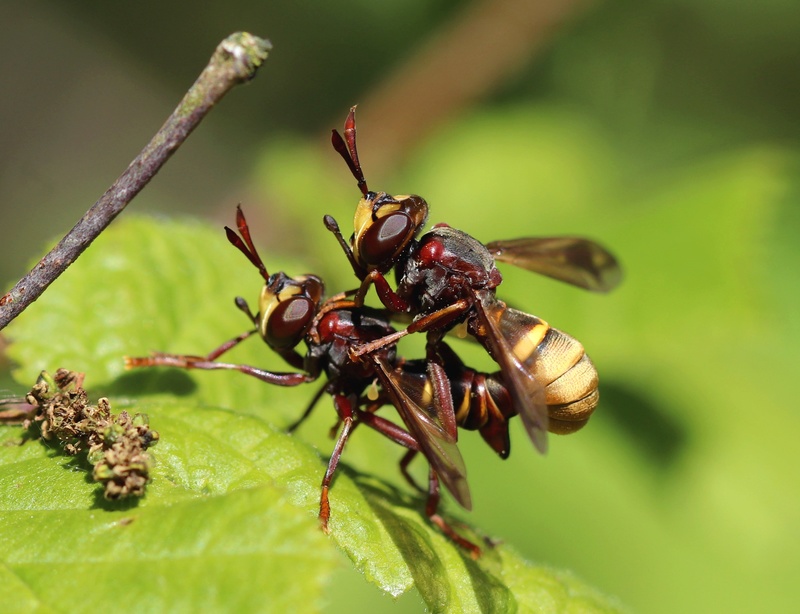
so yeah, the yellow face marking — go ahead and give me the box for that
[258,284,302,338]
[375,203,401,218]
[353,197,374,241]
[353,193,403,248]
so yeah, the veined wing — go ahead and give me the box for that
[372,356,472,510]
[485,237,622,293]
[473,293,550,453]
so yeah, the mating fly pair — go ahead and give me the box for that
[128,206,483,555]
[323,107,621,455]
[127,108,621,556]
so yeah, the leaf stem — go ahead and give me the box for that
[0,32,272,331]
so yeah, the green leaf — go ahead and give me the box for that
[1,216,622,612]
[0,403,336,612]
[245,107,800,612]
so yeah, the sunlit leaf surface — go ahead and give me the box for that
[2,216,622,612]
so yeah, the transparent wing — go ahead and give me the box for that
[473,292,549,454]
[373,356,472,510]
[485,237,622,293]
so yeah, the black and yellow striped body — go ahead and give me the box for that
[491,306,598,434]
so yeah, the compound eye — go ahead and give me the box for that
[265,297,314,348]
[359,213,413,267]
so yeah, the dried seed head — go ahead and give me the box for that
[21,370,159,499]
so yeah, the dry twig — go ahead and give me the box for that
[0,32,272,330]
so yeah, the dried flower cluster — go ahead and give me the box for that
[23,369,159,499]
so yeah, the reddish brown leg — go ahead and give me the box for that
[125,327,258,373]
[399,450,426,494]
[354,269,411,313]
[124,352,311,387]
[323,212,411,314]
[349,298,472,359]
[352,406,426,492]
[310,268,410,323]
[127,328,258,368]
[206,329,258,360]
[348,329,410,361]
[406,299,473,334]
[356,409,418,449]
[323,214,365,280]
[426,469,481,559]
[351,406,478,555]
[319,394,356,533]
[286,383,328,433]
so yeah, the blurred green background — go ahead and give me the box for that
[2,0,800,611]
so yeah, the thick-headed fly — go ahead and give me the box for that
[323,107,621,454]
[125,207,482,555]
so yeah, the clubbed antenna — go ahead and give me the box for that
[224,205,270,282]
[331,106,368,197]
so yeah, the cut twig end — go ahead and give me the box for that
[218,32,273,82]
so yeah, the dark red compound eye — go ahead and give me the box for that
[360,213,414,266]
[265,298,314,348]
